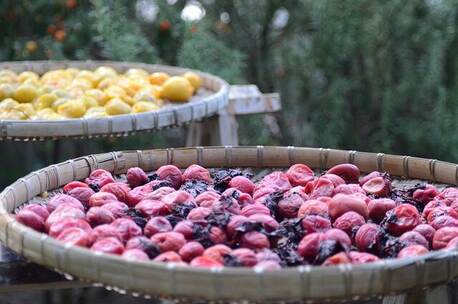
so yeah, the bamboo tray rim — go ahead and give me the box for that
[1,146,458,301]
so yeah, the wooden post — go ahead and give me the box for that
[186,85,281,147]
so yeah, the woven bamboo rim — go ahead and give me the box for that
[0,61,229,141]
[1,146,458,302]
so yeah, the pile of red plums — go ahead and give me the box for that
[15,163,458,269]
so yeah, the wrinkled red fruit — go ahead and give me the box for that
[203,244,232,263]
[383,204,420,236]
[126,236,160,258]
[100,182,131,205]
[173,220,194,239]
[327,164,360,183]
[249,214,279,232]
[333,211,365,236]
[445,237,458,250]
[182,164,212,183]
[16,209,45,232]
[362,177,391,196]
[49,218,91,238]
[122,249,149,261]
[161,190,194,210]
[85,169,115,189]
[433,227,458,249]
[368,199,396,223]
[423,200,447,219]
[256,249,281,263]
[179,241,205,262]
[226,215,251,239]
[90,224,123,243]
[56,227,91,247]
[22,204,49,220]
[187,207,212,223]
[301,215,331,233]
[429,215,458,230]
[195,191,221,208]
[153,251,183,263]
[413,185,439,205]
[254,260,282,270]
[111,218,142,243]
[255,172,292,194]
[240,231,270,250]
[47,194,84,213]
[135,199,169,217]
[321,174,345,187]
[127,183,154,206]
[91,237,124,254]
[310,177,335,199]
[156,165,183,189]
[399,231,429,248]
[435,188,458,205]
[241,203,270,217]
[126,167,148,188]
[230,248,258,266]
[86,206,115,226]
[333,184,365,196]
[329,194,369,220]
[297,233,322,262]
[427,206,458,223]
[88,192,118,207]
[278,192,307,218]
[286,164,314,187]
[144,216,172,237]
[150,232,186,252]
[228,176,255,194]
[209,226,227,244]
[45,205,86,230]
[398,245,428,258]
[297,200,329,218]
[143,186,175,201]
[359,171,382,186]
[100,201,129,218]
[348,251,379,264]
[355,223,381,252]
[190,256,223,268]
[67,187,95,208]
[413,224,436,244]
[323,252,351,266]
[63,181,89,193]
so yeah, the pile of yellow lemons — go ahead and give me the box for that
[0,66,202,120]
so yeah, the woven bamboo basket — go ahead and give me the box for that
[0,61,229,141]
[1,146,458,302]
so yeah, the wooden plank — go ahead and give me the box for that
[0,245,88,292]
[227,85,281,115]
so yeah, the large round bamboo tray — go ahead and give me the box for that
[0,61,229,141]
[1,146,458,302]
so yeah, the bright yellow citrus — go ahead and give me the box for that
[161,76,193,102]
[105,98,132,115]
[13,84,38,103]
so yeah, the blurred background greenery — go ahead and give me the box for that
[0,0,457,188]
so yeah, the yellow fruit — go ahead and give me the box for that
[126,68,149,78]
[149,72,170,85]
[84,108,108,119]
[57,99,87,118]
[17,71,39,83]
[76,70,98,85]
[0,70,17,79]
[105,85,126,99]
[134,91,156,102]
[52,98,70,111]
[72,77,93,89]
[94,66,117,78]
[85,89,110,106]
[86,106,105,114]
[183,71,202,92]
[51,89,70,98]
[0,76,16,84]
[132,101,160,113]
[14,103,35,119]
[13,84,38,103]
[35,108,55,119]
[65,68,80,76]
[3,111,25,120]
[46,113,65,120]
[34,93,58,110]
[161,76,193,102]
[105,98,132,115]
[79,96,98,108]
[0,98,18,111]
[0,83,14,100]
[122,95,136,106]
[97,77,116,90]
